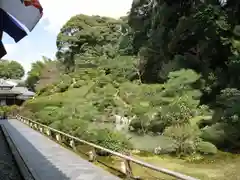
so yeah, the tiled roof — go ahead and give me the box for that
[6,79,24,86]
[0,79,35,99]
[0,79,14,87]
[0,90,20,95]
[12,87,35,96]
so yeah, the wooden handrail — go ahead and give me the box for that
[15,114,199,180]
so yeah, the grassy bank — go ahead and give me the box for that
[132,152,239,180]
[75,142,238,180]
[101,152,239,179]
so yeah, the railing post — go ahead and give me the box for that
[45,128,51,136]
[88,148,97,162]
[56,134,61,143]
[121,152,133,179]
[39,127,43,133]
[70,139,77,151]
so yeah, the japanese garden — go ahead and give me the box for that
[1,0,240,179]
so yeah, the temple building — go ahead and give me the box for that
[0,79,35,106]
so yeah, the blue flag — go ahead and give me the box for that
[0,41,6,59]
[0,0,43,31]
[0,0,43,59]
[0,8,27,43]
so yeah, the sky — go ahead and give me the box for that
[2,0,133,74]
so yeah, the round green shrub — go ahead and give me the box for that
[89,128,132,155]
[49,120,63,130]
[57,83,70,92]
[197,141,217,155]
[37,84,55,96]
[200,123,226,147]
[163,124,201,155]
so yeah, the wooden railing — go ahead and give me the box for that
[14,115,199,180]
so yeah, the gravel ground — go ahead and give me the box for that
[0,127,23,180]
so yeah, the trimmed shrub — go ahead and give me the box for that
[200,123,226,147]
[56,82,70,92]
[197,141,218,155]
[89,128,132,155]
[163,124,201,155]
[73,80,85,88]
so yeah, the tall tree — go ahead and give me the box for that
[128,0,240,103]
[56,14,123,71]
[25,57,53,91]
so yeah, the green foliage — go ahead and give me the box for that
[129,69,202,134]
[197,141,218,155]
[0,60,24,79]
[23,64,209,153]
[56,82,70,93]
[25,57,60,92]
[163,124,201,156]
[56,14,123,71]
[204,88,240,150]
[0,106,13,114]
[98,56,139,82]
[24,94,64,113]
[35,60,62,92]
[22,2,240,155]
[25,60,45,91]
[196,117,213,129]
[128,0,240,97]
[89,129,132,153]
[200,123,227,147]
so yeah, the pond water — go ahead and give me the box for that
[89,122,173,151]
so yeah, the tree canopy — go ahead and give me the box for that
[56,14,124,71]
[0,60,25,79]
[128,0,240,101]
